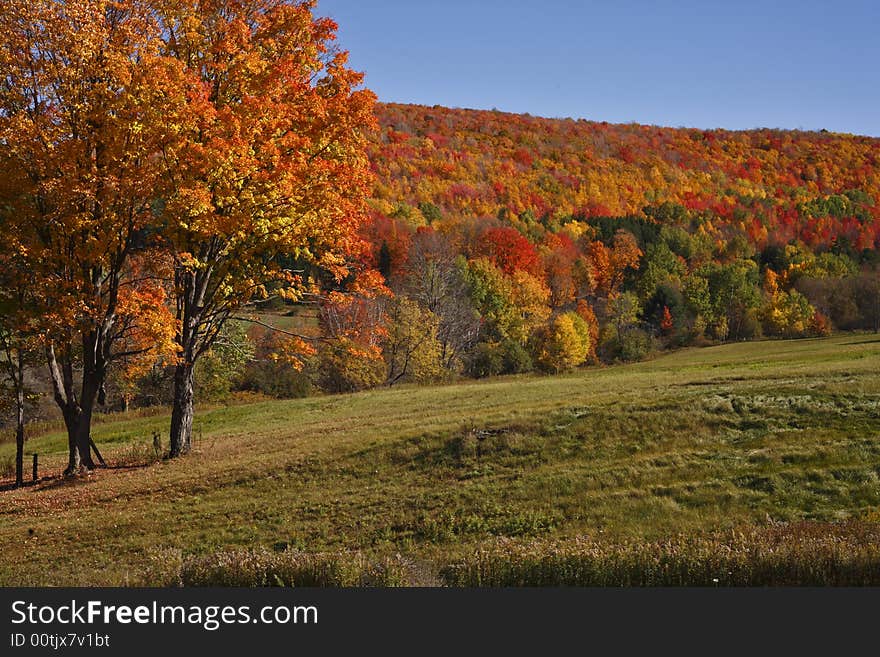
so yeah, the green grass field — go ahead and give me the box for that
[1,334,879,585]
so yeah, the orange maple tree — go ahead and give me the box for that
[0,0,181,471]
[587,230,643,298]
[152,0,377,456]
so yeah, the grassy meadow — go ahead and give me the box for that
[1,334,879,586]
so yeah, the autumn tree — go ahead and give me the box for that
[542,233,578,307]
[701,260,763,340]
[153,0,376,456]
[0,0,181,471]
[575,300,599,361]
[532,312,591,373]
[360,213,412,284]
[605,291,642,341]
[761,289,816,338]
[403,230,479,371]
[588,230,642,298]
[317,293,387,393]
[795,276,858,330]
[475,225,542,277]
[644,283,686,339]
[636,242,686,301]
[465,258,550,345]
[104,261,178,411]
[382,297,443,386]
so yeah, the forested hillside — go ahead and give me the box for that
[368,102,880,247]
[313,103,880,391]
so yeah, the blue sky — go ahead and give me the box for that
[315,0,880,137]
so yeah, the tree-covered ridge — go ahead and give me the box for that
[320,102,880,391]
[367,102,880,252]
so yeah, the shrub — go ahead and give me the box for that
[317,339,386,393]
[809,311,833,337]
[499,339,534,374]
[618,328,655,361]
[467,339,533,378]
[598,326,656,363]
[240,360,313,399]
[467,341,504,378]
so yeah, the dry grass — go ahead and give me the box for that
[440,521,880,586]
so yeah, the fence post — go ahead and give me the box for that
[32,453,37,482]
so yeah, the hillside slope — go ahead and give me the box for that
[1,335,879,585]
[368,103,880,250]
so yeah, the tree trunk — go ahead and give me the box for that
[64,413,80,475]
[169,361,195,457]
[169,264,210,459]
[14,388,24,488]
[74,372,99,470]
[47,345,82,475]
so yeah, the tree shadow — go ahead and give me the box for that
[844,337,880,345]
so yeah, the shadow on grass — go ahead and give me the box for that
[845,337,880,345]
